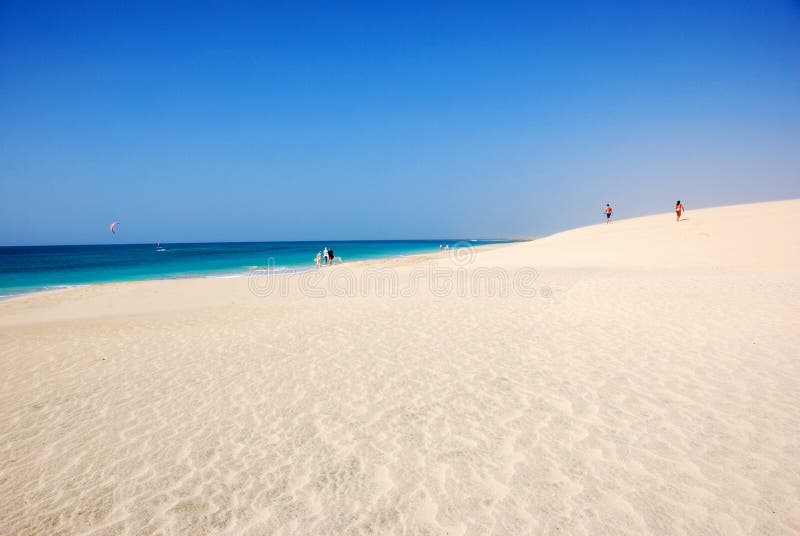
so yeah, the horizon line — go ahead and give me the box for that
[0,237,535,249]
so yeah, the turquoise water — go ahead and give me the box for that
[0,240,513,297]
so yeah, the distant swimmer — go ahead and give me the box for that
[675,200,684,221]
[605,204,613,224]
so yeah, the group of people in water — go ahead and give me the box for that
[314,247,335,266]
[604,201,685,224]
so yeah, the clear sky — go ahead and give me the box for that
[1,1,799,245]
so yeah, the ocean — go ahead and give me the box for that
[0,240,514,297]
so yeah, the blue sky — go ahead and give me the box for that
[1,1,799,245]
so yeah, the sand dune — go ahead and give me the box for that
[1,200,799,535]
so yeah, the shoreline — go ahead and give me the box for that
[0,241,521,306]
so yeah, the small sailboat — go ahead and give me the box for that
[156,241,166,252]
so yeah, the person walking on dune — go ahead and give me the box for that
[605,204,613,224]
[675,200,684,221]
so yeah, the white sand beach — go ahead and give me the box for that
[1,199,799,535]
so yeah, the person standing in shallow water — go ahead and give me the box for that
[675,200,684,221]
[605,204,613,224]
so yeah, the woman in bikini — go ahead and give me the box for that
[675,200,684,221]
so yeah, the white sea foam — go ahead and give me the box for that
[0,284,86,301]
